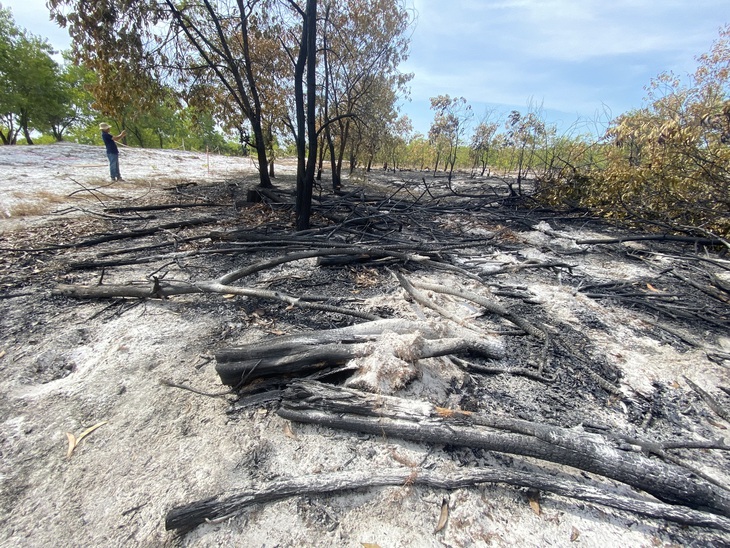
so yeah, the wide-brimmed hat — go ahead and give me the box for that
[99,123,111,130]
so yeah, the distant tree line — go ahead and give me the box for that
[2,3,728,236]
[405,27,729,238]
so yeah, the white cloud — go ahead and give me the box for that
[412,0,724,62]
[404,0,727,130]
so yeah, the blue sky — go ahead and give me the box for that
[4,0,728,137]
[403,0,728,136]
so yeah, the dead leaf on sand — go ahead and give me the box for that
[283,421,299,440]
[434,496,449,533]
[527,489,541,516]
[65,432,76,459]
[65,421,108,458]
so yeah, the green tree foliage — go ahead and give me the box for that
[115,89,206,150]
[503,107,546,195]
[0,6,69,144]
[49,52,99,141]
[428,95,472,181]
[403,134,431,171]
[348,83,407,174]
[379,115,413,172]
[470,110,500,177]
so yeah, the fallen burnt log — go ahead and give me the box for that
[164,466,730,534]
[214,319,504,387]
[578,280,729,330]
[277,381,730,517]
[104,202,221,213]
[576,234,726,247]
[53,280,379,321]
[28,217,218,252]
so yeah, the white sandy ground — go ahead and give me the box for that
[0,142,728,547]
[0,142,291,226]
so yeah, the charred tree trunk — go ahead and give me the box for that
[293,0,318,230]
[321,5,340,191]
[316,132,325,181]
[326,126,340,189]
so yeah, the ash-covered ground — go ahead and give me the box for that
[1,142,729,547]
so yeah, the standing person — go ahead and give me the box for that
[99,123,127,181]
